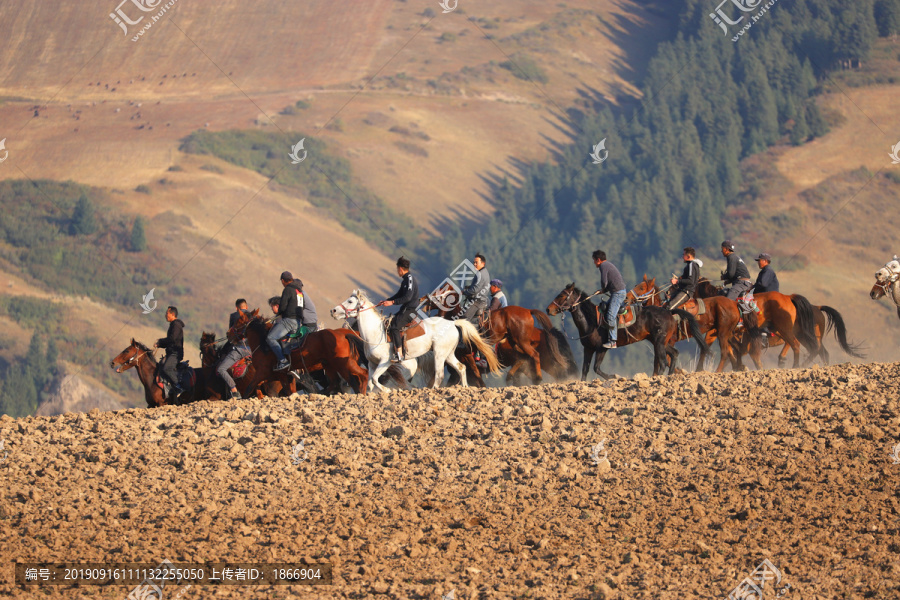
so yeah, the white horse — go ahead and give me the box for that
[331,289,499,392]
[870,256,900,320]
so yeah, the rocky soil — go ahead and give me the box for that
[1,362,899,600]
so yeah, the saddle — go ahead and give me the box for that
[385,314,426,356]
[155,360,196,400]
[231,357,250,379]
[678,298,707,316]
[598,301,635,329]
[272,326,310,356]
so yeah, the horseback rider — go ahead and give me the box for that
[719,240,753,300]
[592,250,627,349]
[218,298,251,400]
[378,256,419,363]
[154,306,184,398]
[665,247,701,310]
[752,253,780,293]
[489,279,508,311]
[268,271,307,371]
[456,253,490,324]
[229,298,249,328]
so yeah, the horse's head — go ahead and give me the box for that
[227,308,259,343]
[110,338,150,373]
[199,332,218,368]
[332,289,370,320]
[547,283,579,316]
[871,257,900,300]
[627,275,657,304]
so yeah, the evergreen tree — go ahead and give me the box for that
[875,0,900,37]
[70,193,98,236]
[130,216,147,252]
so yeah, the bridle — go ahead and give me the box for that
[113,347,154,373]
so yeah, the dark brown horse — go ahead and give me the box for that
[229,310,370,395]
[695,279,820,368]
[628,275,741,372]
[547,284,708,380]
[419,286,573,384]
[198,332,288,399]
[110,339,210,407]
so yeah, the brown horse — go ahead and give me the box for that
[198,332,288,399]
[547,284,708,380]
[110,339,210,407]
[628,275,741,372]
[229,310,370,395]
[419,286,573,384]
[695,279,820,368]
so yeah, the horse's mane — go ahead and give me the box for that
[133,340,153,353]
[568,285,599,327]
[246,315,269,339]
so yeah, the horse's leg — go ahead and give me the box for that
[370,360,391,392]
[653,335,668,376]
[581,346,594,381]
[666,345,679,375]
[593,348,613,380]
[445,352,467,387]
[702,330,719,372]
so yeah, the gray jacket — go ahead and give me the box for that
[464,267,491,310]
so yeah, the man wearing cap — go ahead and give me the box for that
[719,240,753,300]
[268,271,305,371]
[752,253,780,294]
[489,279,508,311]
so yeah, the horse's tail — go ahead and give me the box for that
[672,309,709,353]
[819,306,866,358]
[346,331,369,369]
[790,295,820,352]
[418,352,436,387]
[549,327,578,377]
[455,320,501,374]
[531,310,570,370]
[380,365,409,389]
[738,306,764,358]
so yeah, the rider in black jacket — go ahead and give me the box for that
[665,247,700,310]
[155,306,184,395]
[379,256,419,363]
[720,240,753,300]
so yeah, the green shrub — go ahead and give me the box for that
[135,184,151,194]
[499,55,549,83]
